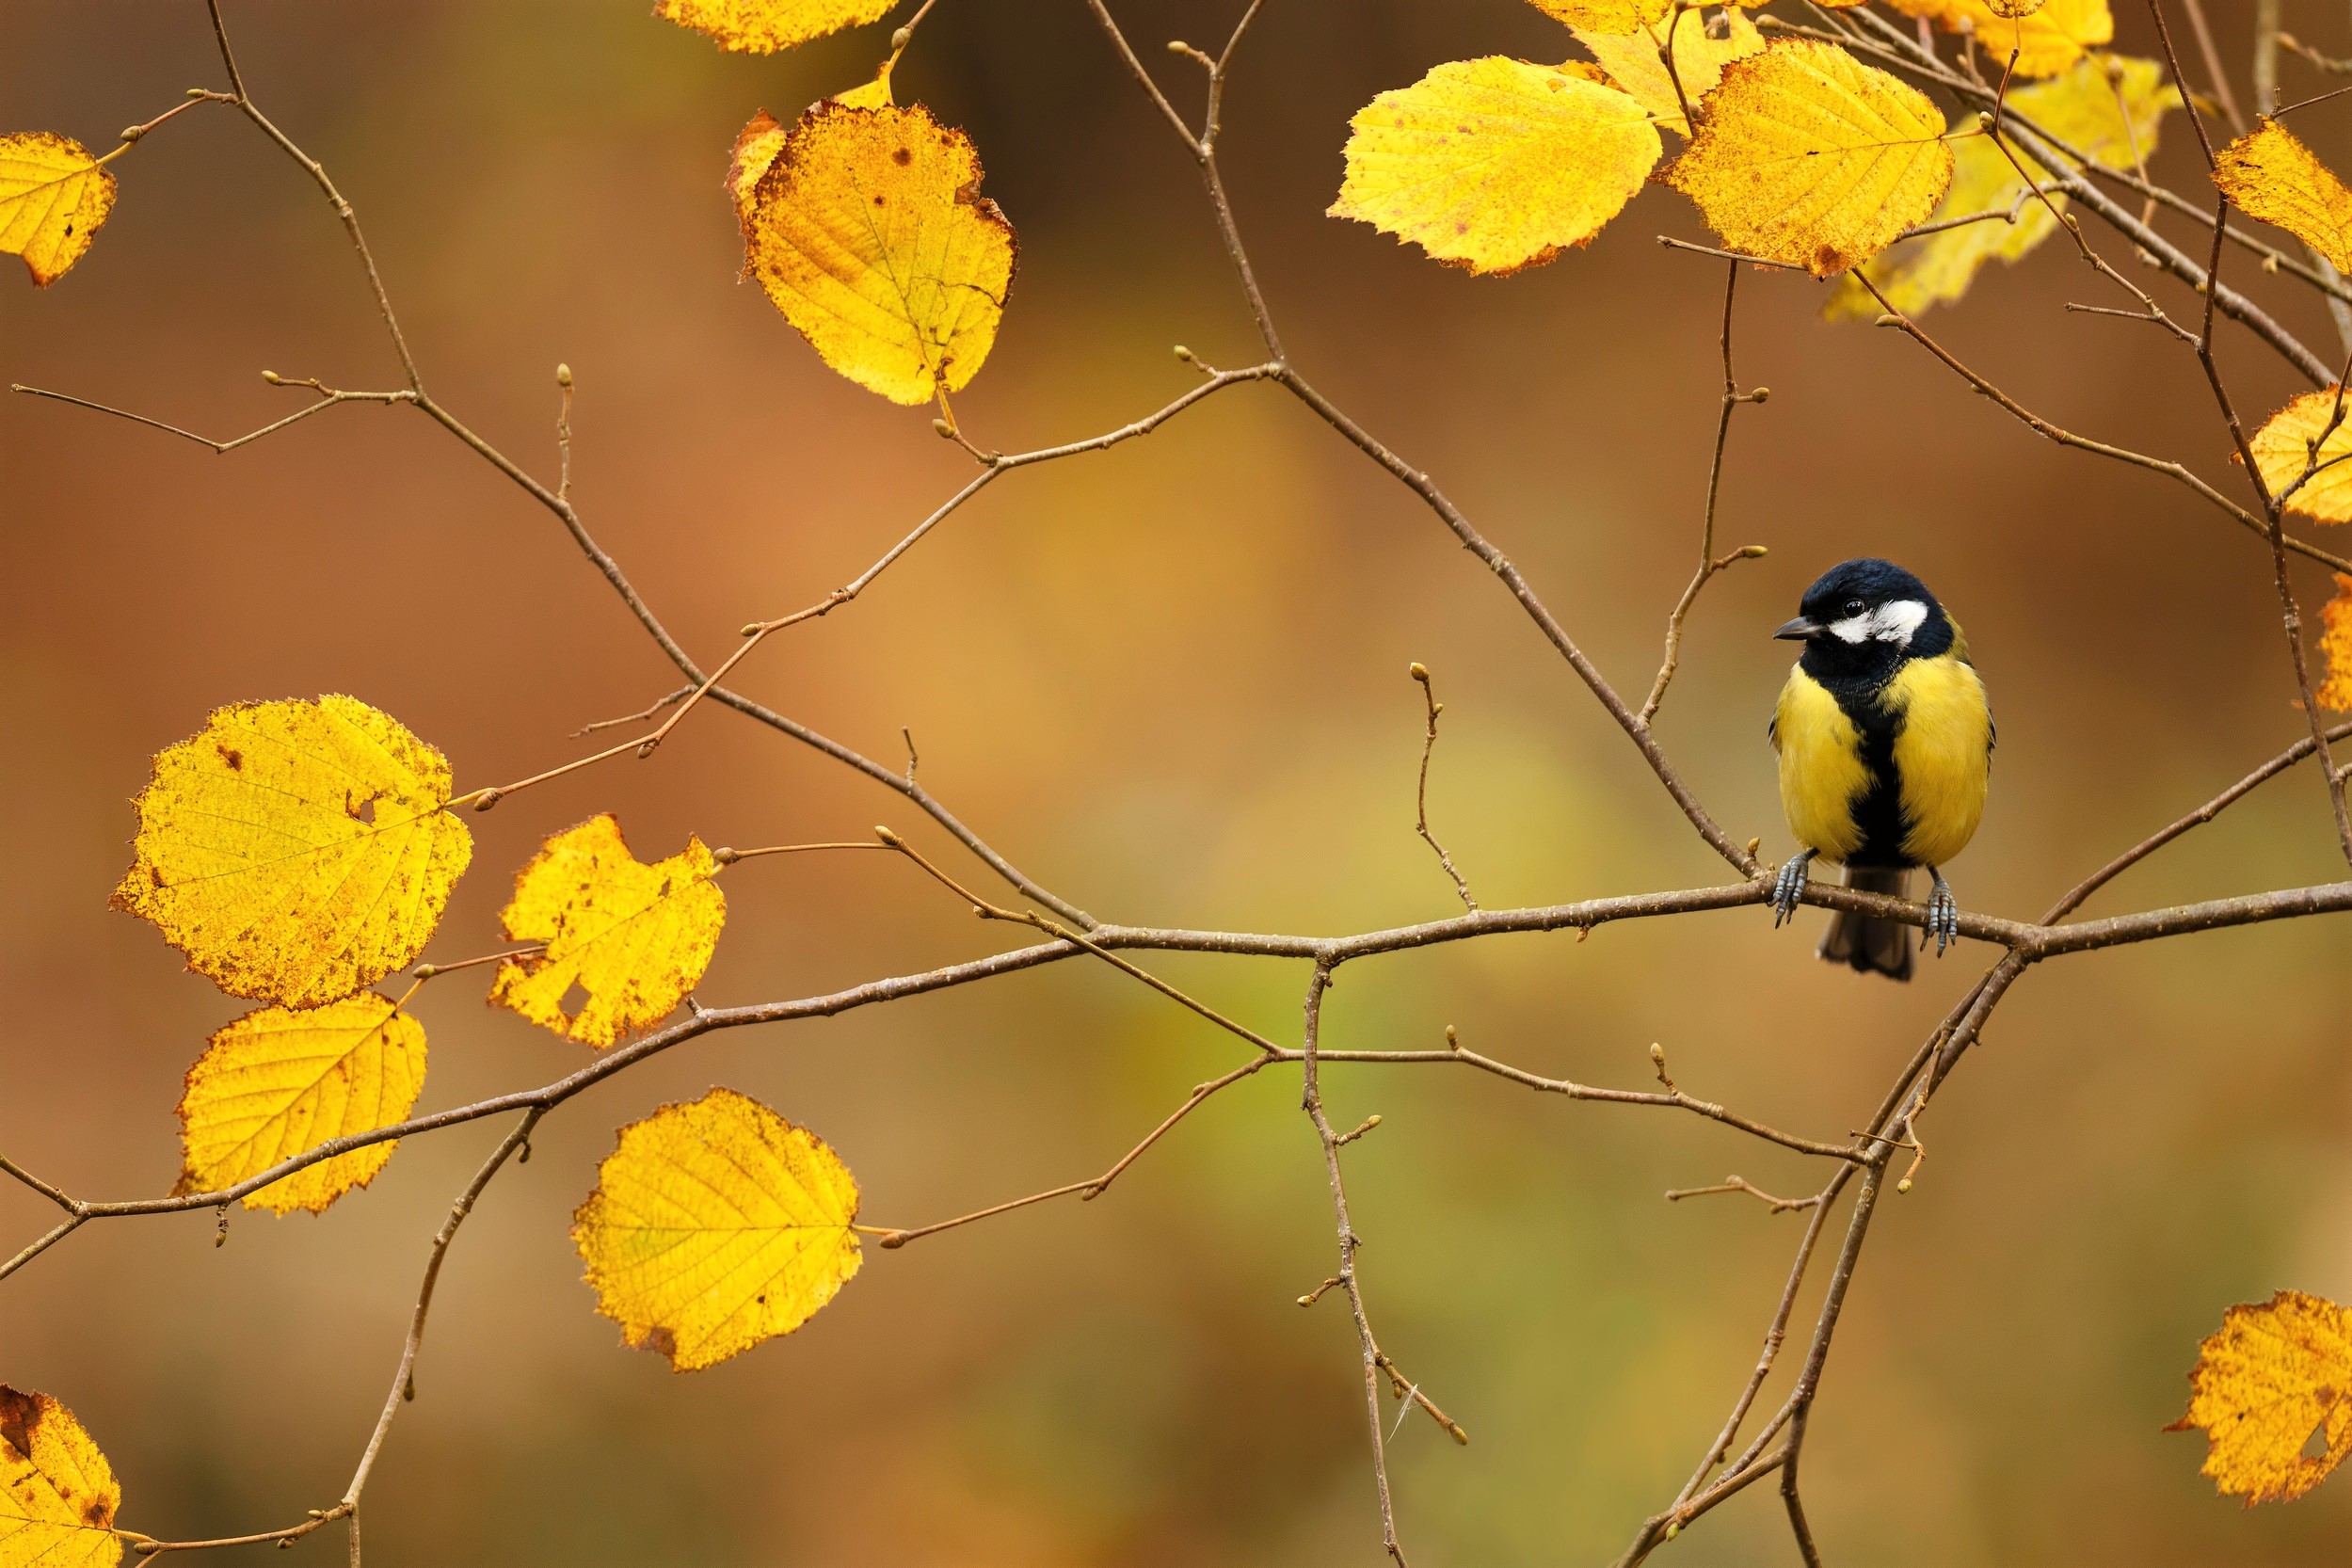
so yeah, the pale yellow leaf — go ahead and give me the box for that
[1575,9,1764,136]
[1938,0,2112,78]
[0,133,115,286]
[2169,1289,2352,1503]
[2248,387,2352,523]
[656,0,894,52]
[2214,119,2352,276]
[177,993,426,1215]
[743,103,1016,405]
[727,110,787,228]
[2318,576,2352,712]
[0,1385,121,1568]
[112,696,472,1011]
[1665,40,1953,277]
[1825,54,2176,319]
[1329,57,1662,275]
[490,814,727,1048]
[572,1088,862,1371]
[1527,0,1672,35]
[834,56,896,110]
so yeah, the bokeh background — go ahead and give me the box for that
[4,1,2351,1562]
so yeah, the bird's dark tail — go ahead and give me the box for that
[1819,866,1912,982]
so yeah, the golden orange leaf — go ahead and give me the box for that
[1575,9,1764,136]
[0,1385,121,1568]
[176,993,427,1214]
[1664,40,1953,277]
[2248,388,2352,523]
[489,814,727,1048]
[655,0,894,52]
[1937,0,2113,78]
[0,133,116,286]
[742,102,1015,405]
[2214,119,2352,276]
[2169,1289,2352,1503]
[1825,54,2177,319]
[2318,576,2352,712]
[572,1088,862,1371]
[1328,57,1661,275]
[1526,0,1672,34]
[112,696,472,1011]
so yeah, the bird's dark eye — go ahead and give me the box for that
[1843,599,1866,617]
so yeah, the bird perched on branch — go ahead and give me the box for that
[1766,558,1992,981]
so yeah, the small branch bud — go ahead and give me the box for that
[1444,1024,1461,1051]
[1746,385,1770,404]
[1166,39,1188,53]
[1408,661,1431,682]
[1737,544,1768,558]
[472,789,502,812]
[873,825,902,847]
[1896,1177,1914,1194]
[261,370,281,384]
[411,964,439,979]
[931,417,954,438]
[890,24,912,49]
[1173,344,1194,361]
[555,362,572,387]
[712,847,740,865]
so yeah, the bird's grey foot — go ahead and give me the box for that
[1769,850,1816,928]
[1925,869,1960,955]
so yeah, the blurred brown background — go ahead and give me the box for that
[4,1,2350,1561]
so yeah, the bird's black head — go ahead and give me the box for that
[1773,558,1953,682]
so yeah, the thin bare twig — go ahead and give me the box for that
[1406,664,1477,910]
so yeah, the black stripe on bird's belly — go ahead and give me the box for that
[1821,672,1914,869]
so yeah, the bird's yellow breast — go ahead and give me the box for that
[1884,653,1991,867]
[1773,668,1869,862]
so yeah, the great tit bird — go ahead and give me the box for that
[1766,558,1992,980]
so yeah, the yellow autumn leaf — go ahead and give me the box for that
[727,110,787,229]
[2214,119,2352,276]
[1938,0,2112,78]
[0,133,116,286]
[1527,0,1672,34]
[2169,1289,2352,1503]
[1575,9,1764,136]
[742,102,1015,406]
[2318,576,2352,712]
[176,994,426,1215]
[1827,54,2177,319]
[656,0,895,52]
[0,1385,121,1568]
[2248,388,2352,522]
[572,1088,862,1371]
[1665,40,1953,277]
[112,696,472,1011]
[834,56,897,111]
[489,813,727,1048]
[1329,58,1662,275]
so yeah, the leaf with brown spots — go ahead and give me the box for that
[741,102,1016,405]
[112,696,472,1010]
[1574,8,1764,136]
[2317,576,2352,712]
[2214,118,2352,277]
[0,1384,122,1568]
[2248,387,2352,523]
[2170,1289,2352,1503]
[0,132,117,286]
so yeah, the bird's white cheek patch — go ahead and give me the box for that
[1829,615,1872,644]
[1875,600,1928,646]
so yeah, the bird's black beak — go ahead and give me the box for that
[1773,616,1829,643]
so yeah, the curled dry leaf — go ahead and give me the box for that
[1329,57,1661,275]
[1525,0,1672,34]
[1664,40,1953,277]
[2214,119,2352,277]
[0,133,115,286]
[112,696,472,1011]
[490,813,727,1048]
[655,0,894,53]
[1575,8,1764,137]
[572,1088,863,1371]
[2248,388,2352,523]
[177,993,427,1214]
[2169,1289,2352,1503]
[1825,54,2178,320]
[2318,576,2352,712]
[0,1384,122,1568]
[741,102,1016,406]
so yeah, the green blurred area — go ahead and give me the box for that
[3,1,2350,1562]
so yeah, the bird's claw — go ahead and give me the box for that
[1924,872,1960,956]
[1768,850,1815,928]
